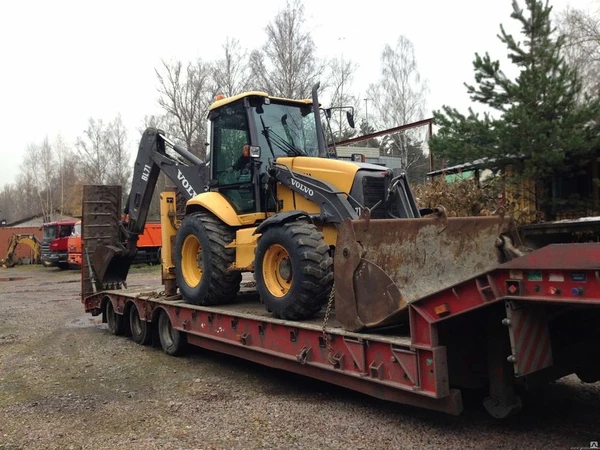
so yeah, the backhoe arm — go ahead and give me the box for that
[89,128,207,288]
[125,128,207,236]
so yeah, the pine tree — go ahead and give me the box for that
[430,0,600,219]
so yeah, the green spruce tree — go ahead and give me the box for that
[430,0,600,220]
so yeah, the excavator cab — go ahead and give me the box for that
[206,91,322,217]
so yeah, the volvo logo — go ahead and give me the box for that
[291,178,314,197]
[177,169,197,197]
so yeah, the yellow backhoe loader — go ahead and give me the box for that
[88,84,518,332]
[2,234,41,268]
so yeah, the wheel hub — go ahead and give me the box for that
[263,243,292,297]
[278,258,292,281]
[181,234,202,288]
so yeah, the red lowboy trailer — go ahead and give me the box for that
[82,238,600,418]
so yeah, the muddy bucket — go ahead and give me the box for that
[334,211,517,331]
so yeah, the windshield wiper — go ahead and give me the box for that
[259,115,304,157]
[259,116,277,159]
[268,130,304,157]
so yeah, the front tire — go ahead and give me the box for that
[255,221,333,320]
[175,212,241,306]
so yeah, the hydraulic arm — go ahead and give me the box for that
[91,128,207,287]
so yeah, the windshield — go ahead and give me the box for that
[43,225,58,240]
[251,102,319,158]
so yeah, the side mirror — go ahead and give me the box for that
[346,110,355,129]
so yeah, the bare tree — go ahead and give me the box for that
[53,134,70,215]
[326,56,359,141]
[212,38,251,97]
[156,59,212,159]
[38,137,55,219]
[20,144,47,220]
[559,6,600,99]
[250,0,322,98]
[106,114,131,192]
[367,36,428,172]
[0,183,19,223]
[76,118,109,184]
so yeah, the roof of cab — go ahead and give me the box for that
[209,91,313,111]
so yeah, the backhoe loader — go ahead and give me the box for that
[2,234,41,268]
[88,84,518,331]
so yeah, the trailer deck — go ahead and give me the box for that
[83,286,461,414]
[83,243,600,418]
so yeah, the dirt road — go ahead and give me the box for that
[1,265,599,449]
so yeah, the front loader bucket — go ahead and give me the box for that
[334,211,518,331]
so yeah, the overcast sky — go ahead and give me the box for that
[0,0,595,187]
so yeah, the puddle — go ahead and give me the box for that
[0,277,31,282]
[66,315,104,328]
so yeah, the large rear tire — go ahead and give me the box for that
[175,212,241,305]
[255,221,333,320]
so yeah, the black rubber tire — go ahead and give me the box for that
[106,299,127,336]
[255,221,333,320]
[158,310,186,356]
[129,303,152,345]
[175,211,241,305]
[576,369,600,383]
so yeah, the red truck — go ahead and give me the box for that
[41,220,77,269]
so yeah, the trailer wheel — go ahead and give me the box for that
[158,310,186,356]
[255,221,333,320]
[576,368,600,383]
[105,298,126,336]
[129,303,152,345]
[175,212,241,305]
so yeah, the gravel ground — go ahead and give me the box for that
[1,264,599,449]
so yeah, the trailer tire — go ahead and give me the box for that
[158,310,186,356]
[106,299,127,336]
[576,368,600,383]
[175,212,241,306]
[255,220,333,320]
[130,303,152,345]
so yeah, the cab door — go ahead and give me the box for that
[210,101,256,214]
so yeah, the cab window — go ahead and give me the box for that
[211,102,255,213]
